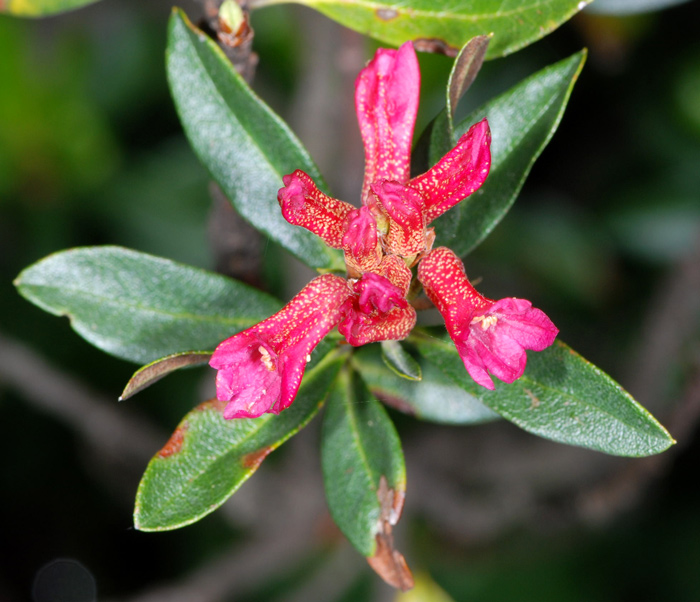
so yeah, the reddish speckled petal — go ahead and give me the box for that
[210,331,283,418]
[371,180,427,257]
[410,119,492,223]
[355,42,420,202]
[487,298,558,352]
[339,302,416,347]
[352,271,408,315]
[210,274,351,418]
[278,170,355,248]
[417,247,490,330]
[376,254,412,296]
[455,339,496,390]
[342,206,383,273]
[418,247,558,389]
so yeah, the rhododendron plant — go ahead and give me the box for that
[14,4,676,594]
[211,42,541,418]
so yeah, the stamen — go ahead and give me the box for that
[258,345,276,371]
[472,315,498,330]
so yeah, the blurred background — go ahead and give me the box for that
[1,0,700,600]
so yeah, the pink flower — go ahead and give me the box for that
[338,256,416,346]
[418,247,559,390]
[212,42,535,418]
[274,41,491,353]
[210,274,350,419]
[277,41,491,270]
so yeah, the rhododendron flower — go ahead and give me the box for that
[211,41,521,418]
[418,247,559,390]
[210,274,350,419]
[276,40,490,341]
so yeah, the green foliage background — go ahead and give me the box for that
[1,0,700,600]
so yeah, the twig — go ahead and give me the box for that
[0,333,163,466]
[625,230,700,412]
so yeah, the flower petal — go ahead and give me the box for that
[352,271,408,315]
[339,303,416,347]
[371,180,427,257]
[376,254,412,296]
[410,119,492,223]
[342,206,383,273]
[417,247,490,330]
[278,170,354,248]
[210,274,351,418]
[418,247,557,389]
[355,42,420,201]
[455,339,495,390]
[211,332,283,418]
[487,298,559,352]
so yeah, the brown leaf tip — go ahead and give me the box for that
[242,446,273,470]
[367,476,413,591]
[413,38,459,58]
[157,425,187,458]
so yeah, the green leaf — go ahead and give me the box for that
[134,349,345,531]
[0,0,100,16]
[265,0,592,59]
[354,344,499,424]
[380,340,422,381]
[15,246,281,364]
[321,366,405,557]
[120,352,213,401]
[433,50,587,256]
[166,9,343,271]
[413,332,674,457]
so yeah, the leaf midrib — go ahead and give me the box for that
[20,282,259,327]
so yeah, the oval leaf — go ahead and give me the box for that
[167,9,343,271]
[15,246,281,364]
[321,367,406,552]
[354,344,499,425]
[1,0,101,16]
[380,340,422,381]
[275,0,592,59]
[413,332,674,457]
[433,50,587,256]
[120,352,213,401]
[134,350,345,531]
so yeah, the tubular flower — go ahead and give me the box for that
[212,40,540,418]
[278,41,492,270]
[210,274,351,419]
[274,41,491,351]
[418,248,559,390]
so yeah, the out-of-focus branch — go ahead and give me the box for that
[0,333,163,463]
[0,333,165,499]
[104,526,314,602]
[574,229,700,523]
[191,0,265,285]
[577,362,700,524]
[626,231,700,413]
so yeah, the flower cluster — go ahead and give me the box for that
[210,42,558,418]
